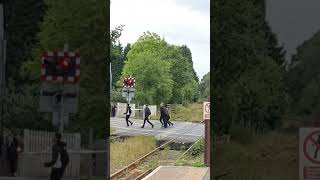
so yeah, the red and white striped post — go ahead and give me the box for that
[203,100,210,167]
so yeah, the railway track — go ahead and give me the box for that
[110,123,204,180]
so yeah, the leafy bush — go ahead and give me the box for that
[190,138,204,156]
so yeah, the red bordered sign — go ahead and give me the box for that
[304,130,320,164]
[40,51,80,83]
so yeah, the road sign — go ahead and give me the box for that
[203,102,210,120]
[300,128,320,180]
[39,82,79,113]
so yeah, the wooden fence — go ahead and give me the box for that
[18,129,81,178]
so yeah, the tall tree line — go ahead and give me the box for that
[212,0,287,134]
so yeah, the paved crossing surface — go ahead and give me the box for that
[110,117,204,142]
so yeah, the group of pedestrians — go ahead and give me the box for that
[159,103,173,128]
[123,103,173,128]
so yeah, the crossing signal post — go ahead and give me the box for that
[39,44,80,133]
[122,76,135,104]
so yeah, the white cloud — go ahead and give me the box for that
[111,0,210,79]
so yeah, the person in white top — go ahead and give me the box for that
[44,133,69,180]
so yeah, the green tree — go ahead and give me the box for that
[286,30,320,116]
[4,0,46,84]
[122,52,173,104]
[121,32,199,104]
[212,0,287,134]
[178,45,199,82]
[199,72,210,99]
[21,0,108,133]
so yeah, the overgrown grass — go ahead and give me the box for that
[170,103,203,122]
[150,103,203,122]
[175,138,205,167]
[110,136,156,174]
[214,131,297,180]
[175,153,205,167]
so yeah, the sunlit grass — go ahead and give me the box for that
[150,103,203,123]
[171,103,203,122]
[110,136,156,174]
[175,153,205,167]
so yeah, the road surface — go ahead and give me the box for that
[110,117,204,142]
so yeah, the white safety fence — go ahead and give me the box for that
[18,129,81,178]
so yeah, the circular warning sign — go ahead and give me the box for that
[205,103,210,113]
[304,130,320,164]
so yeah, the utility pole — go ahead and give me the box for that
[0,0,6,144]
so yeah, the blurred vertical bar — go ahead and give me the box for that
[106,0,111,179]
[0,1,5,144]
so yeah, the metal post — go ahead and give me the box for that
[204,118,210,167]
[127,91,130,105]
[0,3,5,143]
[59,44,68,133]
[59,89,64,133]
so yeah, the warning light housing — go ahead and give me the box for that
[123,76,135,88]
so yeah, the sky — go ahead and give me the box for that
[110,0,210,80]
[266,0,320,61]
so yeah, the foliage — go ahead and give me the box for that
[111,89,127,103]
[228,58,287,132]
[121,32,199,104]
[285,30,320,117]
[122,51,174,105]
[3,80,53,130]
[177,45,199,82]
[21,0,108,133]
[212,0,287,134]
[190,138,204,156]
[4,0,46,84]
[199,72,210,99]
[110,25,131,88]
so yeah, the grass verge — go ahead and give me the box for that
[214,131,297,180]
[110,136,156,174]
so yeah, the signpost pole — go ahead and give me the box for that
[203,101,210,167]
[58,44,68,133]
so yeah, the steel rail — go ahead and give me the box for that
[110,138,174,179]
[110,122,201,179]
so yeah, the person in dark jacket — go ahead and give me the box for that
[44,133,69,180]
[141,105,154,128]
[165,104,173,126]
[159,104,165,127]
[7,136,19,177]
[124,104,133,126]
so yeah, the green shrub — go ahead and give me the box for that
[190,138,204,156]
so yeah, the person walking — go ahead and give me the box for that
[159,103,165,127]
[44,133,70,180]
[141,105,154,128]
[124,104,133,127]
[7,135,20,177]
[165,104,174,126]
